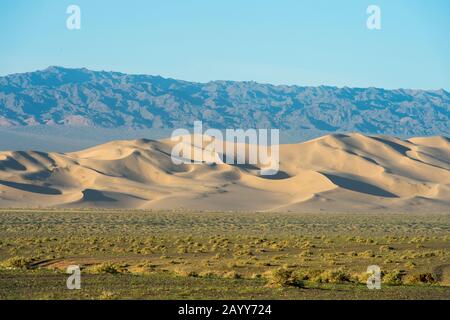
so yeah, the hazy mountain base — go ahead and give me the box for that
[0,125,332,152]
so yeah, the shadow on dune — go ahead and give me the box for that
[370,136,411,156]
[230,163,291,180]
[81,189,117,202]
[322,173,398,198]
[0,158,27,171]
[258,170,291,180]
[0,179,62,195]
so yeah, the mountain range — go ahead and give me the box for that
[1,66,448,138]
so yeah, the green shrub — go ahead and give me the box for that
[382,270,405,285]
[174,269,199,277]
[291,269,314,281]
[99,290,115,300]
[1,256,33,269]
[223,271,242,279]
[299,250,313,257]
[315,269,352,283]
[198,271,217,278]
[91,262,124,274]
[360,250,375,258]
[404,273,436,285]
[351,271,370,284]
[267,268,305,288]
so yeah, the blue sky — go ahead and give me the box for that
[0,0,449,89]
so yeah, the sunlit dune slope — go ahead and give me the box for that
[0,133,448,212]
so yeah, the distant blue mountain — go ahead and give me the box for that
[0,66,448,137]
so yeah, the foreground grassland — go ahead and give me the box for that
[0,210,449,300]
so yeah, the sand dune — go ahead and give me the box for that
[0,133,448,212]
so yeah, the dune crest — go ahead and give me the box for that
[0,133,449,212]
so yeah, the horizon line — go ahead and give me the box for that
[1,65,449,93]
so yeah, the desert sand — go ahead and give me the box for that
[0,133,448,212]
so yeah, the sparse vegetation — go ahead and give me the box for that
[0,210,449,299]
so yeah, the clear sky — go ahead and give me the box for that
[0,0,449,89]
